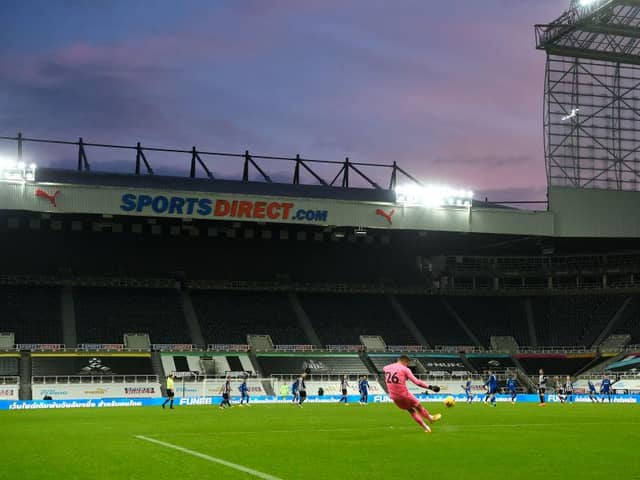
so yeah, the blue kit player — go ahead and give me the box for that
[507,376,518,404]
[484,371,498,407]
[588,380,598,403]
[358,376,370,405]
[462,377,474,403]
[600,376,612,403]
[239,378,250,406]
[291,377,300,404]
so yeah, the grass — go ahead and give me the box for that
[3,401,640,479]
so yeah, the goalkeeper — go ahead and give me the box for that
[383,355,442,433]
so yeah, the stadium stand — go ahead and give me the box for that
[530,295,626,346]
[396,296,472,346]
[447,297,529,347]
[0,287,62,343]
[191,290,305,345]
[299,293,415,345]
[256,354,370,375]
[516,355,597,375]
[31,355,154,377]
[612,295,640,343]
[466,354,516,373]
[414,355,471,376]
[74,288,189,344]
[368,354,406,373]
[0,357,19,376]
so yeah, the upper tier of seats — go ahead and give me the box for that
[191,290,306,345]
[2,284,639,350]
[396,296,472,346]
[74,288,189,344]
[298,293,415,345]
[448,297,530,347]
[531,295,625,347]
[0,287,62,343]
[612,295,640,343]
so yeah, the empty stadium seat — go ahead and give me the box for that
[0,287,62,343]
[0,357,19,376]
[448,297,529,347]
[299,293,415,345]
[74,288,189,344]
[396,296,471,346]
[191,290,306,344]
[531,295,625,346]
[612,295,640,343]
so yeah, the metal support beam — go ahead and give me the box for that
[135,142,153,175]
[77,137,90,172]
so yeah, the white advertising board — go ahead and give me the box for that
[32,383,161,400]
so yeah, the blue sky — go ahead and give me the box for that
[0,0,567,201]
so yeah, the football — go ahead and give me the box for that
[444,396,456,408]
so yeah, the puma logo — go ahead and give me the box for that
[375,208,395,225]
[35,189,60,207]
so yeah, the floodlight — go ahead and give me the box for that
[561,108,579,121]
[0,158,37,182]
[395,184,474,208]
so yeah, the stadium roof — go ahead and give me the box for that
[36,168,397,204]
[536,0,640,65]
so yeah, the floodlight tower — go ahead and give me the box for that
[536,0,640,191]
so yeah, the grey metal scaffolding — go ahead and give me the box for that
[536,0,640,191]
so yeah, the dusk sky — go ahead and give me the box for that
[0,0,566,202]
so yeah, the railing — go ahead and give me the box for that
[21,347,150,353]
[325,345,362,352]
[625,344,640,352]
[152,344,194,352]
[77,344,125,351]
[3,272,640,295]
[0,133,421,190]
[15,344,65,351]
[207,344,250,352]
[31,375,158,384]
[433,345,485,353]
[517,346,595,354]
[0,376,19,385]
[273,345,320,352]
[171,373,255,381]
[385,345,427,353]
[534,1,615,49]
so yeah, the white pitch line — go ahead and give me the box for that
[135,435,284,480]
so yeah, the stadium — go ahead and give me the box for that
[2,1,640,479]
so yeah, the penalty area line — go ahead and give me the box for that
[135,435,284,480]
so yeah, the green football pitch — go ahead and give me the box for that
[3,402,639,479]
